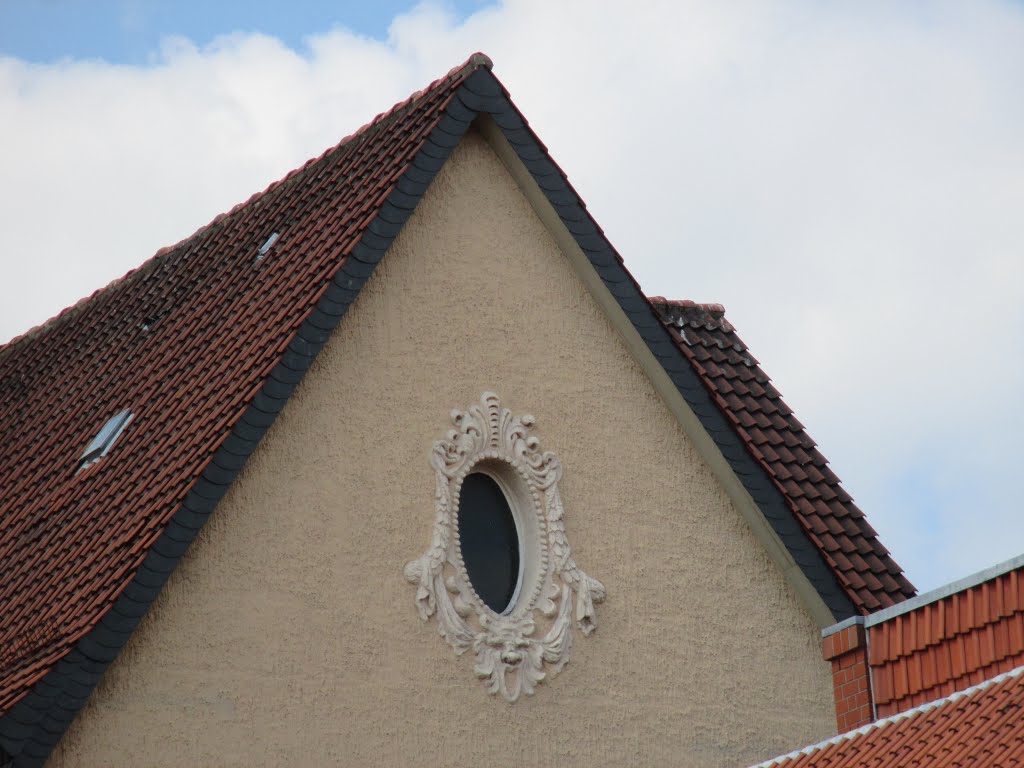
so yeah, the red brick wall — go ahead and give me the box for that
[823,623,874,732]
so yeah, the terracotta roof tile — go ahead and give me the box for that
[754,666,1024,768]
[869,564,1024,717]
[649,298,915,614]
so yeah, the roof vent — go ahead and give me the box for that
[255,232,280,263]
[78,408,133,471]
[140,308,170,334]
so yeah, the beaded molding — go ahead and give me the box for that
[404,392,605,702]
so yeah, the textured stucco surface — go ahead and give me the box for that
[48,131,836,767]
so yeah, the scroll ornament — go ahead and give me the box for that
[404,393,605,702]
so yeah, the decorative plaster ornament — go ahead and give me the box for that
[404,392,606,702]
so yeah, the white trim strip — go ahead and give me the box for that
[820,615,863,638]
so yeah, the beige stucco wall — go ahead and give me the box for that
[48,130,836,768]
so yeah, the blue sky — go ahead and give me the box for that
[0,0,1022,598]
[0,1,489,63]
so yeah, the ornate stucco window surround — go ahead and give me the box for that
[405,392,606,702]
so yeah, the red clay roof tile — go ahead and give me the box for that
[755,666,1024,768]
[867,563,1024,718]
[649,299,915,614]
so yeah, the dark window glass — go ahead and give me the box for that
[78,408,132,468]
[458,472,520,613]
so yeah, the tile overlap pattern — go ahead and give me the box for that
[759,666,1024,767]
[651,299,915,614]
[870,567,1024,716]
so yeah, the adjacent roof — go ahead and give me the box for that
[650,299,915,614]
[752,665,1024,767]
[867,556,1024,717]
[0,54,911,764]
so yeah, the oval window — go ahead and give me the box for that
[457,472,521,613]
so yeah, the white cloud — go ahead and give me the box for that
[1,0,1022,594]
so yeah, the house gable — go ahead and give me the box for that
[476,116,907,625]
[45,128,837,768]
[0,55,912,766]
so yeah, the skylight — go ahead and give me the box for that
[78,408,133,470]
[255,232,280,262]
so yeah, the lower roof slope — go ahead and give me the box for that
[868,558,1024,717]
[753,665,1024,767]
[650,299,915,614]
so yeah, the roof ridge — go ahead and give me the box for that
[647,296,727,316]
[648,296,733,334]
[0,52,492,360]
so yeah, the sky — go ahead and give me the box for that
[1,0,1022,596]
